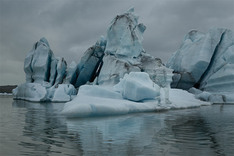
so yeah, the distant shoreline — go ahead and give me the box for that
[0,85,17,93]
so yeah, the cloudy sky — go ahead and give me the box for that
[0,0,233,85]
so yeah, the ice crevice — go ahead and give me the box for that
[195,31,226,89]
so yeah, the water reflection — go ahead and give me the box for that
[7,100,234,156]
[12,100,82,156]
[66,113,165,155]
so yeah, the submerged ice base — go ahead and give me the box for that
[62,86,210,118]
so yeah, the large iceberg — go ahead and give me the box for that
[14,7,217,118]
[167,28,234,103]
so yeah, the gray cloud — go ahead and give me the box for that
[0,0,233,85]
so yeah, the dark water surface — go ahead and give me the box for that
[0,96,234,156]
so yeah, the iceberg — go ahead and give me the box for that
[14,7,219,116]
[13,36,107,102]
[167,28,234,103]
[13,38,77,102]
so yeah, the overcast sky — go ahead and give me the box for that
[0,0,233,85]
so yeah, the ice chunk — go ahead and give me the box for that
[105,8,145,58]
[188,87,202,95]
[52,84,77,102]
[73,37,106,87]
[13,83,47,102]
[114,72,160,102]
[195,91,211,102]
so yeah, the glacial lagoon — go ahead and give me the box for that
[0,96,234,156]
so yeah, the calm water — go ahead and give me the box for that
[0,96,234,156]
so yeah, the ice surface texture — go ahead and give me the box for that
[24,37,54,84]
[62,72,210,117]
[167,28,234,103]
[114,72,160,102]
[97,8,165,86]
[13,83,47,102]
[72,36,106,88]
[105,8,145,58]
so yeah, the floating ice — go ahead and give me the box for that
[14,38,77,102]
[114,72,160,102]
[62,86,210,118]
[13,83,47,102]
[51,84,77,102]
[62,72,210,117]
